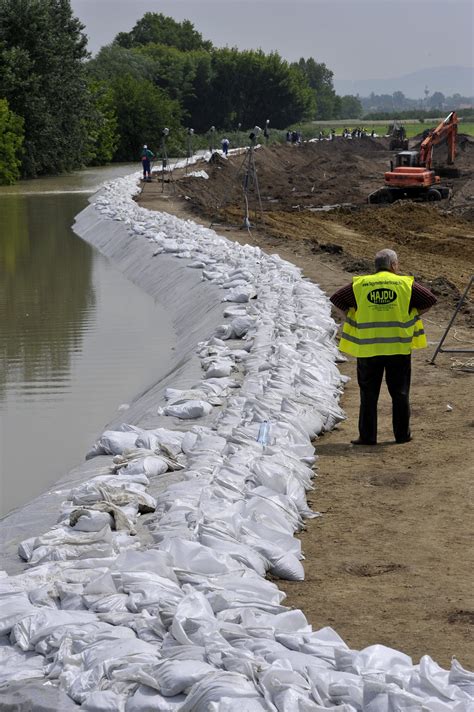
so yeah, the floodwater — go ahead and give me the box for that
[0,166,175,517]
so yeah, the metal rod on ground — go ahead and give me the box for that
[209,125,216,153]
[242,126,265,231]
[430,275,473,364]
[185,128,194,175]
[160,128,170,194]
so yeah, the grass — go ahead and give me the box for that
[286,120,474,140]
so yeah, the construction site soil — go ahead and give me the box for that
[137,136,474,669]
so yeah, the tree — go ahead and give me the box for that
[338,95,363,119]
[428,92,445,110]
[114,12,213,52]
[201,49,315,131]
[0,0,90,177]
[110,75,182,161]
[83,80,119,165]
[87,44,156,84]
[0,98,24,184]
[296,58,337,119]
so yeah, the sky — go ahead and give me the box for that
[71,0,473,82]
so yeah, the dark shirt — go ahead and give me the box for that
[330,276,437,313]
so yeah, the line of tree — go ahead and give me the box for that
[363,107,474,122]
[361,91,474,114]
[0,2,363,184]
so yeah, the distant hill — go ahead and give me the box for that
[334,66,474,99]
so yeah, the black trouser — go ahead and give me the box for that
[356,354,411,443]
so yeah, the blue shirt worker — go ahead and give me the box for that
[221,138,230,156]
[141,145,154,181]
[330,249,436,445]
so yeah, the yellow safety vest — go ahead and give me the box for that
[339,272,427,357]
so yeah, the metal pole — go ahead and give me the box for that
[160,127,169,194]
[430,276,473,363]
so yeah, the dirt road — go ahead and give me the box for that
[137,140,473,668]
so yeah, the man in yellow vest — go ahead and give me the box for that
[330,249,436,445]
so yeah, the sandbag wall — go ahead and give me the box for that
[0,172,472,711]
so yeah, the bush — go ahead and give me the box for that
[0,98,24,184]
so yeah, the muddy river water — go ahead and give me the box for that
[0,166,175,517]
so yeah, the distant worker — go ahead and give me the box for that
[286,130,292,143]
[141,144,154,181]
[330,249,436,445]
[221,137,230,156]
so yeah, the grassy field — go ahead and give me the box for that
[287,120,474,140]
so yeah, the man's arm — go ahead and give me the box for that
[330,283,356,319]
[410,282,437,315]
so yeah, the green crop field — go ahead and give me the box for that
[285,120,474,141]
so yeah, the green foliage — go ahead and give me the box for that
[114,12,213,52]
[0,0,90,177]
[192,48,315,131]
[137,44,205,107]
[83,80,119,165]
[338,95,363,119]
[110,75,182,161]
[296,58,338,119]
[87,44,156,84]
[0,98,24,184]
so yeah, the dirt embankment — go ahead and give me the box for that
[137,137,474,668]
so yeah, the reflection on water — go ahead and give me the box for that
[0,165,174,517]
[0,194,95,403]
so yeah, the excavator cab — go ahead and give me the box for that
[394,151,420,168]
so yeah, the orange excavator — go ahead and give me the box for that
[368,111,458,204]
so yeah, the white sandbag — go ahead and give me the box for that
[154,659,216,696]
[0,641,45,686]
[164,387,211,404]
[171,589,219,646]
[125,685,186,712]
[179,671,263,711]
[82,690,125,712]
[449,659,474,696]
[163,400,213,419]
[207,699,269,711]
[205,361,233,379]
[0,590,38,635]
[70,510,113,532]
[87,430,138,457]
[124,455,169,477]
[222,285,257,303]
[135,428,185,456]
[181,430,199,454]
[12,609,98,650]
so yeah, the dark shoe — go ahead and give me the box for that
[351,438,376,446]
[395,434,412,443]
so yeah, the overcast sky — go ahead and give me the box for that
[71,0,473,81]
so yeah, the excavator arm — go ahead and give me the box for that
[419,111,458,169]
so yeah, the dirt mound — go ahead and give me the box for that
[324,202,470,249]
[171,138,473,293]
[177,140,392,215]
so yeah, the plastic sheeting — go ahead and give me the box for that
[0,169,471,711]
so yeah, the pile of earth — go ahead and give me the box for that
[177,139,392,216]
[177,137,473,219]
[170,138,473,294]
